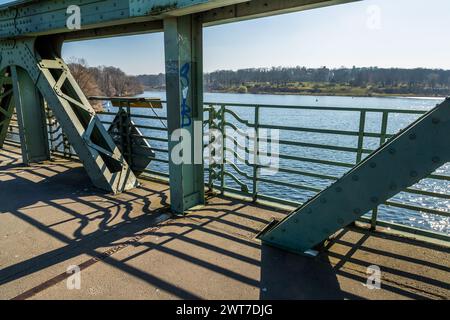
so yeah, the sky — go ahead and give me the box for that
[2,0,450,75]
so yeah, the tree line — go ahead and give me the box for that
[203,66,450,96]
[137,66,450,96]
[67,58,143,110]
[68,60,450,98]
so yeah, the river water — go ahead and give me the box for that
[111,91,449,235]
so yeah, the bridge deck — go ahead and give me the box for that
[0,142,449,300]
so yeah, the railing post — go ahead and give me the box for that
[220,104,226,195]
[118,104,125,160]
[356,110,366,164]
[370,207,379,230]
[252,106,260,202]
[63,133,71,159]
[125,102,133,168]
[379,111,389,145]
[371,111,389,230]
[45,103,54,156]
[352,110,367,227]
[207,105,214,192]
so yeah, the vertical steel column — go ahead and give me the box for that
[11,66,50,164]
[0,68,14,148]
[164,15,205,214]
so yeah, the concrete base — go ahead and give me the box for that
[0,143,449,300]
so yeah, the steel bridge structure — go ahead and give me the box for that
[1,0,449,256]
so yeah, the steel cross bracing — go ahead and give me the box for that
[0,37,138,192]
[261,99,450,254]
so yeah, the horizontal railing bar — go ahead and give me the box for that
[259,124,390,139]
[98,111,167,121]
[256,193,301,208]
[100,121,167,132]
[385,201,450,217]
[133,124,168,131]
[277,138,366,153]
[264,166,340,181]
[139,169,170,178]
[146,147,168,153]
[217,185,302,209]
[358,216,450,241]
[259,123,360,136]
[220,186,252,198]
[3,139,20,146]
[130,134,168,142]
[204,102,428,114]
[404,188,450,200]
[428,174,450,181]
[277,153,355,168]
[258,177,322,193]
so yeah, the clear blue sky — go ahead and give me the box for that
[2,0,450,74]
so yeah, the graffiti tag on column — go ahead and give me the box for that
[180,63,192,128]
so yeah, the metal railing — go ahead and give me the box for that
[4,99,449,242]
[204,102,450,241]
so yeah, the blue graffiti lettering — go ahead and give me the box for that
[180,63,192,128]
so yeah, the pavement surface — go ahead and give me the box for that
[0,142,449,299]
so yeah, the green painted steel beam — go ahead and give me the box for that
[0,37,138,193]
[164,14,205,214]
[0,0,361,40]
[11,65,50,163]
[0,0,246,40]
[202,0,362,26]
[261,98,450,255]
[0,68,14,148]
[63,20,163,42]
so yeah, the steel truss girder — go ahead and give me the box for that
[0,0,361,41]
[0,0,244,40]
[0,38,138,193]
[261,98,450,254]
[202,0,361,26]
[0,67,14,148]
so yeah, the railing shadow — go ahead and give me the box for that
[1,145,449,300]
[318,227,450,299]
[0,153,204,298]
